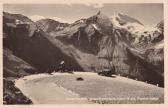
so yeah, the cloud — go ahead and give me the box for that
[29,15,45,22]
[29,15,70,23]
[84,3,104,8]
[64,3,104,8]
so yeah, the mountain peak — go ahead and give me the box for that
[94,12,113,34]
[96,11,107,18]
[96,11,101,15]
[156,20,164,31]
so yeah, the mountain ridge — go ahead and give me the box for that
[36,18,69,33]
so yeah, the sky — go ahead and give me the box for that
[3,3,163,25]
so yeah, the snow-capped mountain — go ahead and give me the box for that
[111,13,163,47]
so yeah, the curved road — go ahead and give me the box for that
[15,72,164,104]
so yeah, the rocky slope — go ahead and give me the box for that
[3,11,164,87]
[36,19,69,33]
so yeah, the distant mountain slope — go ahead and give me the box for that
[3,12,37,37]
[36,19,69,33]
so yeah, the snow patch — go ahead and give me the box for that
[92,24,98,30]
[154,42,164,49]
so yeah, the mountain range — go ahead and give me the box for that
[3,11,164,87]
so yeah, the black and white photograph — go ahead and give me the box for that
[2,2,165,105]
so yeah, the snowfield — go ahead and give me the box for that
[15,72,164,104]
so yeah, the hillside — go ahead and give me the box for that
[3,48,37,104]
